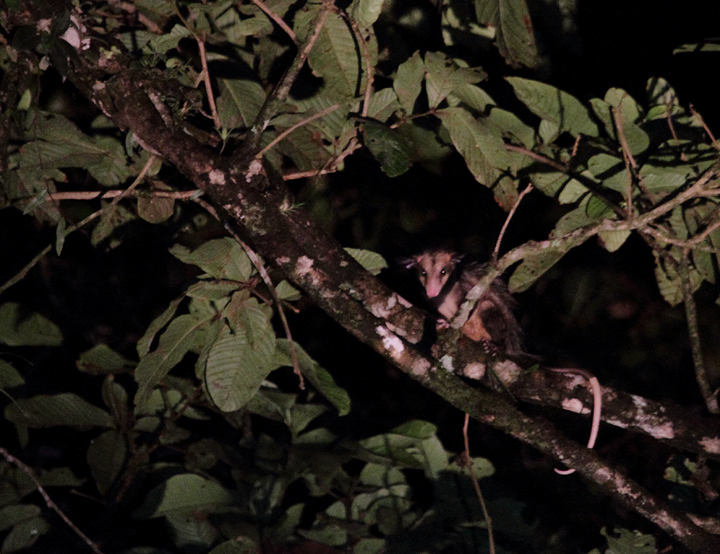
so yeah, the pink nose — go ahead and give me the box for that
[427,284,442,297]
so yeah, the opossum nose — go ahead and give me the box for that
[427,285,441,297]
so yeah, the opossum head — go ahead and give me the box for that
[402,250,463,298]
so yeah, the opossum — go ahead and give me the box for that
[402,248,601,475]
[401,249,523,355]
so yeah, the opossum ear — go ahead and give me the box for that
[452,253,465,264]
[398,256,419,269]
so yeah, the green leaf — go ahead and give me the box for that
[507,77,599,137]
[601,527,656,554]
[1,517,49,552]
[485,106,535,149]
[349,0,384,28]
[55,217,67,255]
[205,333,277,412]
[102,375,130,428]
[425,52,485,109]
[217,79,266,130]
[137,296,184,357]
[509,236,590,293]
[345,248,388,275]
[358,420,446,473]
[87,429,127,496]
[360,119,414,177]
[365,88,401,123]
[0,303,62,347]
[4,393,115,429]
[438,107,517,210]
[275,280,302,301]
[18,113,134,186]
[0,360,25,389]
[208,537,259,554]
[393,51,424,113]
[275,339,351,416]
[91,202,136,246]
[598,229,631,252]
[591,91,649,156]
[653,250,702,306]
[77,344,136,375]
[586,153,628,194]
[0,505,41,533]
[289,403,329,437]
[134,474,235,519]
[169,238,254,282]
[135,314,213,411]
[137,183,174,224]
[297,8,364,98]
[476,0,538,68]
[449,83,495,112]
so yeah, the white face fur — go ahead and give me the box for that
[414,250,460,298]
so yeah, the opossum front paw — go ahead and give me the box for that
[436,319,450,330]
[481,339,498,355]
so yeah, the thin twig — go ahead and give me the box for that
[16,189,201,203]
[680,249,719,413]
[690,104,718,148]
[611,104,642,216]
[335,7,374,116]
[251,0,297,43]
[0,156,156,297]
[193,197,305,389]
[0,447,105,554]
[196,37,221,129]
[493,183,533,262]
[461,413,495,554]
[229,227,306,390]
[255,104,340,160]
[243,0,333,153]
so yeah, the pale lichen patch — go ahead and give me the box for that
[631,395,648,409]
[440,355,454,372]
[412,358,432,376]
[208,169,225,185]
[699,437,720,454]
[276,256,291,265]
[246,158,263,180]
[463,363,485,380]
[561,398,586,414]
[494,360,521,383]
[376,326,404,358]
[638,419,674,440]
[296,256,314,276]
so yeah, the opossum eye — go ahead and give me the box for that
[440,269,446,276]
[420,270,427,277]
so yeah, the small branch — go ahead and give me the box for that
[460,413,495,554]
[0,447,105,554]
[493,183,533,262]
[255,104,340,160]
[225,224,306,390]
[611,104,637,217]
[335,8,374,116]
[0,156,156,297]
[680,249,719,414]
[504,144,625,219]
[690,104,718,148]
[251,0,297,43]
[196,37,221,129]
[194,196,305,389]
[16,189,201,203]
[243,0,333,153]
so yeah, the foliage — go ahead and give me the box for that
[1,0,720,553]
